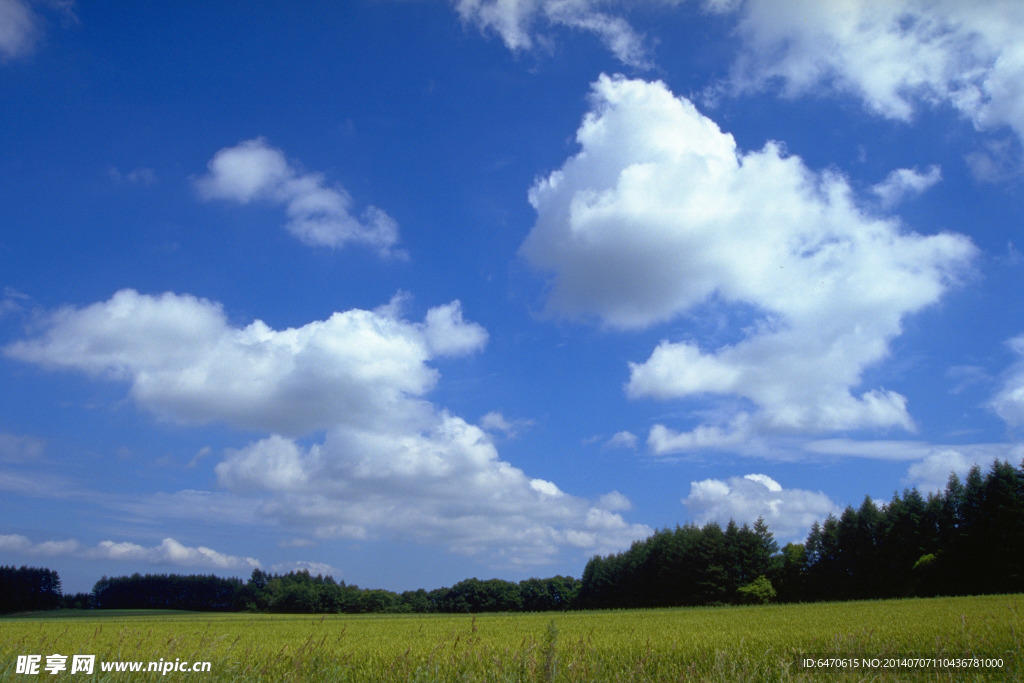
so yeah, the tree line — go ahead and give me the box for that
[579,459,1024,608]
[3,459,1021,614]
[83,570,582,614]
[798,459,1024,601]
[0,565,61,613]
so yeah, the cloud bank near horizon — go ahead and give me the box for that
[5,289,651,567]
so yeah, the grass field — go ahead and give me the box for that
[1,594,1019,681]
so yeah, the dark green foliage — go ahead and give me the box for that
[91,573,242,611]
[576,520,778,609]
[774,543,807,602]
[518,575,580,611]
[79,568,580,614]
[433,578,523,613]
[60,592,95,609]
[399,588,432,613]
[574,458,1024,609]
[7,459,1021,615]
[0,565,62,613]
[797,459,1024,602]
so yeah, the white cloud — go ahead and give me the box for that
[90,538,260,570]
[481,410,514,434]
[991,334,1024,428]
[0,534,259,570]
[454,0,1024,152]
[530,478,563,496]
[720,0,1024,147]
[0,0,39,61]
[455,1,1024,151]
[195,138,402,257]
[480,410,534,437]
[0,287,31,320]
[646,430,1024,487]
[605,430,638,450]
[217,435,311,492]
[453,0,655,67]
[6,290,650,567]
[801,438,933,461]
[871,165,942,208]
[270,560,339,577]
[905,446,1023,493]
[4,289,486,436]
[801,437,1022,494]
[521,75,975,441]
[597,490,632,511]
[648,420,750,454]
[216,413,650,565]
[0,533,32,551]
[422,301,489,356]
[965,137,1022,182]
[682,473,838,542]
[946,364,991,394]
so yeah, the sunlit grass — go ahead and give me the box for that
[1,594,1019,681]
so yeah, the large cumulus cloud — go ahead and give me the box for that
[521,75,975,445]
[216,417,647,564]
[5,289,484,435]
[5,290,650,565]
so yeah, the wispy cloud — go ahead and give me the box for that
[802,438,1024,493]
[480,410,534,438]
[0,534,260,570]
[270,560,338,577]
[604,431,638,450]
[195,137,404,258]
[871,166,942,208]
[0,0,40,61]
[453,0,654,68]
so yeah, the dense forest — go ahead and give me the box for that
[0,565,62,613]
[2,460,1022,614]
[82,571,581,614]
[580,459,1024,608]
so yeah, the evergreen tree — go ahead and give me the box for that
[853,496,882,598]
[979,460,1024,592]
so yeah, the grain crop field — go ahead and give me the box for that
[1,594,1019,681]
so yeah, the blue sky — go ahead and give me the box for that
[2,0,1023,595]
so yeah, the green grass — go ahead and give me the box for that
[1,594,1019,681]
